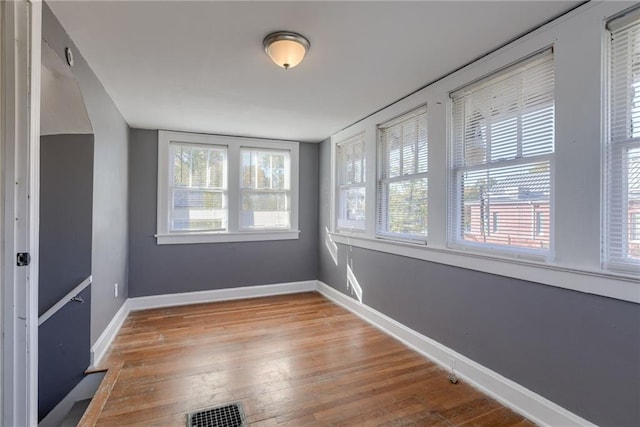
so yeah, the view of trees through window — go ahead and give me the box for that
[378,108,428,239]
[171,143,227,231]
[240,149,290,229]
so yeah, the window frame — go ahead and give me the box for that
[335,132,367,232]
[448,49,555,260]
[604,10,640,273]
[376,105,429,243]
[168,141,228,233]
[156,131,299,245]
[239,147,292,231]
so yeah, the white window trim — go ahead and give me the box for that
[329,231,640,304]
[157,131,299,245]
[327,1,639,305]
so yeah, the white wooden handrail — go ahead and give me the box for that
[38,275,92,326]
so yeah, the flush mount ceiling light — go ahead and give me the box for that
[263,31,310,70]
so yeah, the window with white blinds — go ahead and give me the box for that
[377,106,428,241]
[170,142,227,232]
[240,148,291,230]
[606,11,640,272]
[450,50,554,256]
[336,133,366,231]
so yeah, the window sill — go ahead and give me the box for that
[329,231,639,304]
[156,230,300,245]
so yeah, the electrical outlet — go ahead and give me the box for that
[114,283,119,298]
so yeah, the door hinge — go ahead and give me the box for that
[16,252,31,267]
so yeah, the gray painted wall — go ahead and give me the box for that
[318,138,640,427]
[39,134,93,314]
[43,4,129,344]
[38,134,93,420]
[128,128,318,296]
[38,286,91,421]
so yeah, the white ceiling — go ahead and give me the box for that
[47,1,579,143]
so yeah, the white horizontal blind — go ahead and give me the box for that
[337,133,366,231]
[450,50,554,256]
[170,142,227,232]
[606,13,640,272]
[377,106,428,240]
[240,148,291,230]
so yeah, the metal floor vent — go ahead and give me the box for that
[187,402,247,427]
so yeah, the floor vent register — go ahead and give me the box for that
[187,402,247,427]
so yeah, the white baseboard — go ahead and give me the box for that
[316,281,595,427]
[90,299,130,368]
[90,279,593,427]
[90,280,317,367]
[127,280,317,312]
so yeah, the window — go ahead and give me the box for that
[450,49,554,257]
[240,148,291,230]
[157,131,299,244]
[606,11,640,270]
[377,106,428,241]
[170,143,227,232]
[336,133,366,231]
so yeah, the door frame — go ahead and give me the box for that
[1,0,41,425]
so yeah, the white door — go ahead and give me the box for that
[1,0,41,425]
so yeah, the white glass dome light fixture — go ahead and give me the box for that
[263,31,310,70]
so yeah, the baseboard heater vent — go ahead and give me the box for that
[187,402,247,427]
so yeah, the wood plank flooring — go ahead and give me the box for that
[94,292,534,426]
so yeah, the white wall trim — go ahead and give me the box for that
[155,230,300,245]
[90,299,130,368]
[90,280,317,367]
[331,232,640,304]
[127,280,317,311]
[316,281,596,427]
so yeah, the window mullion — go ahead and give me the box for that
[227,144,240,233]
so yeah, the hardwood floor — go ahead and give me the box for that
[93,292,534,426]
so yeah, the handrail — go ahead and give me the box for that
[38,275,92,326]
